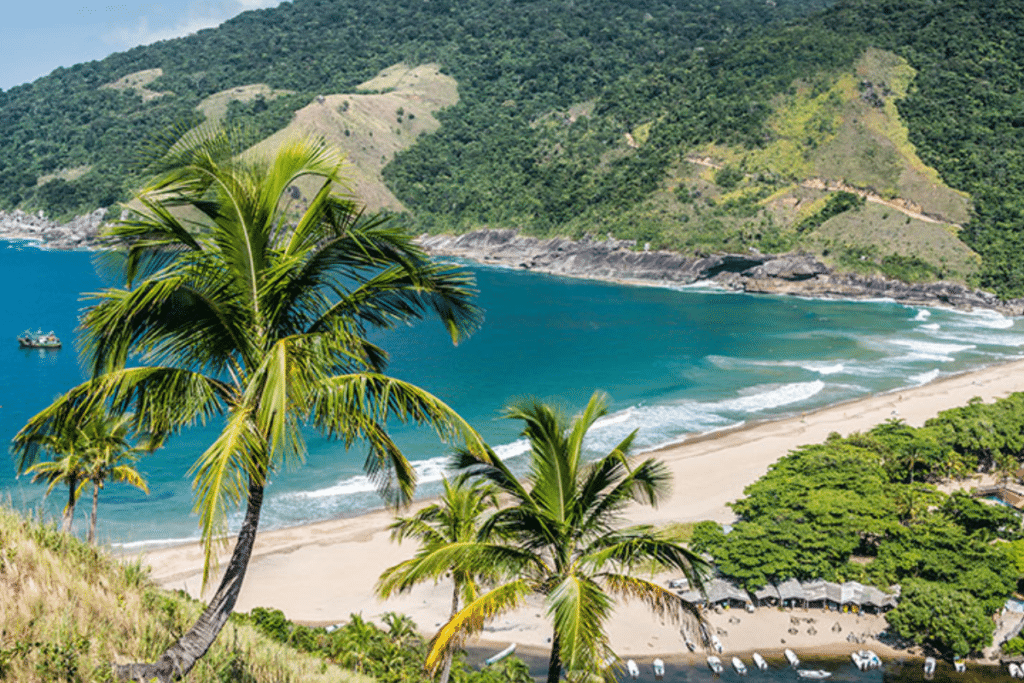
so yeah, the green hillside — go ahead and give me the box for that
[2,0,1023,296]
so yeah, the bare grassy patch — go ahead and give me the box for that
[100,69,169,101]
[196,84,295,122]
[0,505,365,682]
[36,166,92,187]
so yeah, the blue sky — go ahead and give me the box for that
[2,0,280,91]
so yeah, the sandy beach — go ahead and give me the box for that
[139,357,1024,658]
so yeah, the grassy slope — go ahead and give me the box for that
[569,48,978,281]
[0,505,369,683]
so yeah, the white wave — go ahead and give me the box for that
[112,535,201,550]
[713,380,825,413]
[708,355,847,376]
[948,309,1015,329]
[889,338,975,362]
[926,329,1024,348]
[919,323,940,331]
[909,369,941,385]
[795,362,845,376]
[913,309,932,322]
[492,438,531,460]
[593,406,638,428]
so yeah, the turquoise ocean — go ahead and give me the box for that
[3,240,1024,549]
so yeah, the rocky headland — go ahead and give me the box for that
[420,229,1024,316]
[0,208,107,249]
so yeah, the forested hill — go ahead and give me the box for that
[2,0,1024,297]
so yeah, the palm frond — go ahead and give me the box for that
[598,573,709,647]
[547,574,612,675]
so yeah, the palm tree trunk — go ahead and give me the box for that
[437,584,460,683]
[62,475,77,534]
[112,477,265,682]
[546,631,561,683]
[88,482,99,543]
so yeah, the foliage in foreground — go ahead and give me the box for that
[0,503,364,682]
[243,607,534,683]
[692,392,1024,656]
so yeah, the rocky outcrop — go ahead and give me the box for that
[0,208,107,249]
[420,229,1024,316]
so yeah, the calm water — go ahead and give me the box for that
[3,241,1024,547]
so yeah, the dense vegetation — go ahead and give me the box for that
[4,0,1024,295]
[690,393,1024,657]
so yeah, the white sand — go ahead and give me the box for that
[140,358,1024,657]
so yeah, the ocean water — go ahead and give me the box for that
[2,241,1024,548]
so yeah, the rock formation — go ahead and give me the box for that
[0,208,107,249]
[420,229,1024,316]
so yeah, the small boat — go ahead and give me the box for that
[1008,662,1023,679]
[753,653,768,671]
[653,659,665,680]
[707,656,724,675]
[732,657,747,675]
[484,643,516,665]
[711,635,724,653]
[627,660,640,680]
[924,657,936,677]
[851,652,866,671]
[864,650,882,669]
[785,649,800,668]
[684,637,697,652]
[18,329,61,349]
[797,670,831,680]
[954,659,966,673]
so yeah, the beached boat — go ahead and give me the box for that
[1008,662,1023,679]
[684,637,697,652]
[484,643,516,665]
[752,653,768,671]
[711,635,724,653]
[864,650,881,669]
[954,659,966,673]
[785,649,800,668]
[653,659,665,680]
[18,329,61,349]
[732,657,747,675]
[707,656,724,674]
[797,670,831,679]
[924,657,936,677]
[627,660,640,679]
[850,652,865,671]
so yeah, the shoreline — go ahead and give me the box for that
[139,355,1024,660]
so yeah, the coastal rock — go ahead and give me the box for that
[0,208,106,249]
[420,229,1024,316]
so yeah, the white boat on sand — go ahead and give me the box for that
[752,653,768,671]
[484,643,516,665]
[785,649,800,668]
[711,635,724,653]
[1008,662,1023,679]
[653,658,665,680]
[627,659,640,680]
[707,656,724,674]
[732,657,747,675]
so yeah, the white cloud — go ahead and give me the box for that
[101,0,279,51]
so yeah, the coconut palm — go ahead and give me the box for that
[426,391,710,683]
[18,429,88,534]
[377,474,500,683]
[13,125,485,682]
[77,411,151,543]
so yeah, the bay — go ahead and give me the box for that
[2,241,1023,547]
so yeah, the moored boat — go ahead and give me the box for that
[785,649,800,668]
[924,657,936,677]
[484,643,516,665]
[18,329,61,349]
[1008,662,1023,679]
[707,656,724,674]
[954,659,966,673]
[711,635,724,653]
[627,659,640,680]
[797,670,831,679]
[752,653,768,671]
[864,650,881,669]
[653,658,665,680]
[732,657,747,675]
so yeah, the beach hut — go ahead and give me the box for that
[860,586,888,614]
[750,584,780,608]
[840,581,866,612]
[803,580,827,609]
[823,582,842,611]
[677,588,706,607]
[706,578,748,609]
[778,579,806,609]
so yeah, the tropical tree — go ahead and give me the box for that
[13,125,486,682]
[77,410,151,543]
[378,474,500,683]
[18,431,88,534]
[426,391,709,683]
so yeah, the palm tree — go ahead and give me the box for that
[78,411,151,543]
[377,474,499,683]
[19,431,88,534]
[426,392,710,683]
[13,126,485,682]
